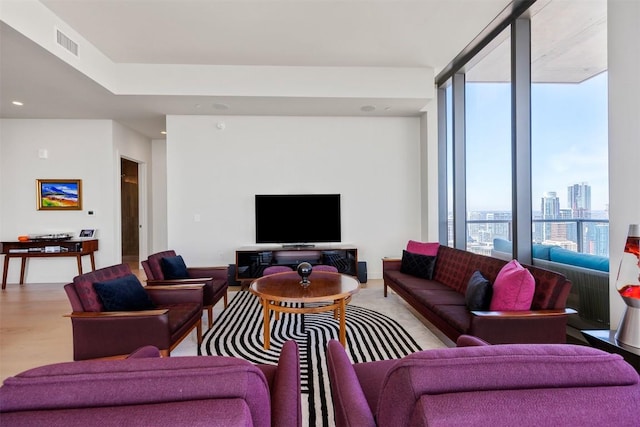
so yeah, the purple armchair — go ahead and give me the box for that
[142,250,229,328]
[64,263,203,360]
[0,341,302,427]
[327,338,640,427]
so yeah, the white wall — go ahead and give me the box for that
[150,139,168,253]
[0,119,117,282]
[607,0,640,328]
[166,115,422,278]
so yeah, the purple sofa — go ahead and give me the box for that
[0,341,302,427]
[64,263,204,360]
[327,338,640,427]
[142,250,229,329]
[383,245,574,343]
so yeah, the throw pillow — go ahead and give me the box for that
[93,274,156,311]
[400,250,437,280]
[465,270,493,310]
[160,255,190,279]
[490,260,535,311]
[406,240,440,256]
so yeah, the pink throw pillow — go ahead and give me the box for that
[490,259,535,311]
[406,240,440,256]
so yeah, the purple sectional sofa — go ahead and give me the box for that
[383,245,574,344]
[0,341,302,427]
[327,338,640,427]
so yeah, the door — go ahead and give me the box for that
[121,158,139,266]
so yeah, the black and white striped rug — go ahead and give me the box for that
[200,291,423,427]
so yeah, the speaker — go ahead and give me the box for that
[227,264,241,286]
[357,261,367,283]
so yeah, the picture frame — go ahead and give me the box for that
[79,229,95,238]
[36,179,82,210]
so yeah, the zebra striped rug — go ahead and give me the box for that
[200,290,424,427]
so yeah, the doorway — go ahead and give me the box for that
[121,158,139,268]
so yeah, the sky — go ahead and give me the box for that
[462,72,609,213]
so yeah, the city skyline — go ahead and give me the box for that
[465,72,608,213]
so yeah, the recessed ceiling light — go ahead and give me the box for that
[213,103,230,111]
[160,131,167,135]
[12,101,24,106]
[360,105,375,112]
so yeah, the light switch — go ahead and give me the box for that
[194,214,201,222]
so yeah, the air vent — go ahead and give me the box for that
[56,29,78,56]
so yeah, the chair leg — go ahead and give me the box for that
[207,306,213,329]
[196,319,203,345]
[223,291,228,308]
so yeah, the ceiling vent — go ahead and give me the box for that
[56,29,78,56]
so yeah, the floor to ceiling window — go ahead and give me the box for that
[437,0,608,259]
[530,0,608,256]
[437,0,609,330]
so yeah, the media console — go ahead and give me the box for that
[235,244,358,282]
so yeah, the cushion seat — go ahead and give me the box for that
[384,271,451,292]
[410,288,466,308]
[430,304,472,332]
[162,302,203,340]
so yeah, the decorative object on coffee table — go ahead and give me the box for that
[615,224,640,348]
[297,262,313,286]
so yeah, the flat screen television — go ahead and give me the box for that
[255,194,341,245]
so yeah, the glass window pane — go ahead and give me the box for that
[465,30,512,255]
[531,0,608,256]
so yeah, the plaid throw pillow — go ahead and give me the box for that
[400,250,436,280]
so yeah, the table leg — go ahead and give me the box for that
[339,297,347,347]
[263,299,271,350]
[19,258,27,285]
[89,253,96,271]
[2,256,9,290]
[76,255,83,275]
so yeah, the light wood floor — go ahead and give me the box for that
[0,265,146,381]
[0,269,450,382]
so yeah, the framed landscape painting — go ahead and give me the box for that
[37,179,82,210]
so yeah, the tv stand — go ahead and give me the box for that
[282,243,315,249]
[235,244,357,281]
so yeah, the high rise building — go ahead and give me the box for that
[541,192,560,218]
[568,182,591,219]
[541,192,560,242]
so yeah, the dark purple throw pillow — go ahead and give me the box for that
[93,274,156,311]
[160,255,190,279]
[465,270,493,310]
[400,250,437,280]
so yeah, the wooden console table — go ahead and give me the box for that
[1,239,99,289]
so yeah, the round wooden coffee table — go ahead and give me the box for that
[249,271,360,350]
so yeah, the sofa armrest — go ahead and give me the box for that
[145,285,203,305]
[187,266,228,281]
[146,278,213,285]
[271,340,302,427]
[65,310,172,359]
[382,257,402,272]
[66,310,169,318]
[326,340,376,427]
[471,308,577,318]
[469,309,577,344]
